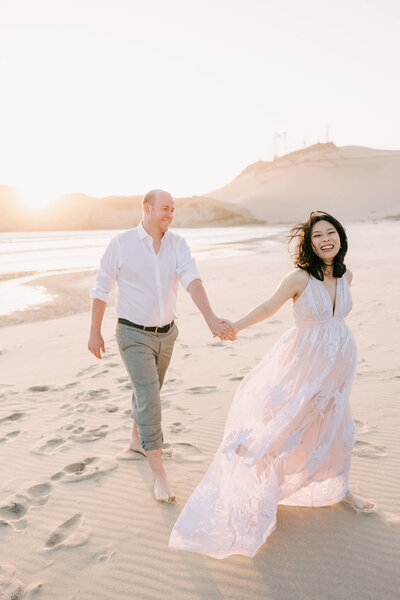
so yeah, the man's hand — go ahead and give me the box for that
[207,315,236,341]
[88,331,106,359]
[218,319,238,341]
[186,279,236,341]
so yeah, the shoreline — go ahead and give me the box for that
[0,269,97,328]
[0,213,399,235]
[1,218,399,328]
[0,227,288,327]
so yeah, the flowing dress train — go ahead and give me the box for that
[169,274,357,559]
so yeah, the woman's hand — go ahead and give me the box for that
[218,319,237,341]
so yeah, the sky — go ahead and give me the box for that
[0,0,399,206]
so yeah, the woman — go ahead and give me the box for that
[169,211,374,559]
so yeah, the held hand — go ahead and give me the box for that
[207,316,236,341]
[88,331,105,359]
[206,315,235,341]
[218,319,238,341]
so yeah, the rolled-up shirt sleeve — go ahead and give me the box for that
[176,237,201,290]
[90,236,121,302]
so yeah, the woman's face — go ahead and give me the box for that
[310,219,340,264]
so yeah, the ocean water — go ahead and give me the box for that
[0,225,285,316]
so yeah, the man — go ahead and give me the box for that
[88,189,234,503]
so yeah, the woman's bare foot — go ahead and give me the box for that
[153,476,176,503]
[342,490,375,512]
[129,422,146,457]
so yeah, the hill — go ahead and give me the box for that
[206,142,400,222]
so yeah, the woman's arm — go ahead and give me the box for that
[232,270,309,333]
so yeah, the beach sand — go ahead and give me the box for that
[0,223,399,599]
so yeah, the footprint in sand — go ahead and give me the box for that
[63,417,85,432]
[104,404,119,413]
[91,369,109,378]
[163,378,184,394]
[168,422,187,434]
[0,564,42,600]
[26,483,53,507]
[185,386,217,394]
[206,341,224,347]
[0,497,29,531]
[57,381,79,390]
[76,364,97,378]
[0,430,20,443]
[353,439,387,458]
[51,456,118,483]
[93,545,115,563]
[120,383,132,390]
[69,424,109,442]
[73,402,94,414]
[162,442,203,463]
[0,411,25,424]
[76,388,110,400]
[28,385,50,392]
[45,513,89,549]
[1,485,54,531]
[354,419,377,435]
[31,437,68,455]
[174,404,192,416]
[253,331,270,339]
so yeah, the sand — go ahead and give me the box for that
[0,222,399,599]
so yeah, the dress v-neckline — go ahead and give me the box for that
[313,275,339,317]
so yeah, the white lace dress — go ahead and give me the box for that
[169,274,357,559]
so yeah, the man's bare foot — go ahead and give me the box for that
[129,422,146,456]
[153,476,176,503]
[342,490,375,512]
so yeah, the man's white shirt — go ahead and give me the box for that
[90,222,200,326]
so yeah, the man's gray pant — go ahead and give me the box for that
[116,322,178,451]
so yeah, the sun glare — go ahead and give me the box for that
[17,184,59,210]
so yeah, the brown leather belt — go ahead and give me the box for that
[118,318,174,334]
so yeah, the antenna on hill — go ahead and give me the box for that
[273,132,279,158]
[273,131,288,158]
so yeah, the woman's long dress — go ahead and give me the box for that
[169,274,358,559]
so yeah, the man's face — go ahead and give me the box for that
[146,193,175,234]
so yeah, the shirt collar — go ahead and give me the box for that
[137,221,170,243]
[137,221,151,241]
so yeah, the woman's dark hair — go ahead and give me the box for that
[288,211,348,280]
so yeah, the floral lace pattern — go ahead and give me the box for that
[169,275,357,559]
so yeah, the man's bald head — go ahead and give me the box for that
[142,189,175,236]
[143,189,173,207]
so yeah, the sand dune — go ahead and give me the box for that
[207,142,400,222]
[0,188,260,231]
[2,141,400,232]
